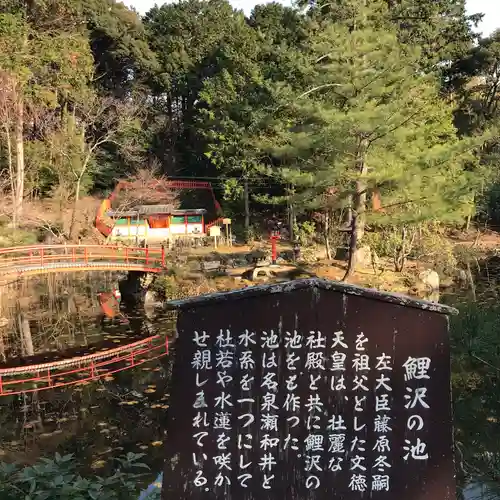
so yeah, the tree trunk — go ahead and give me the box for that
[4,124,15,211]
[288,184,296,242]
[343,138,368,281]
[394,227,407,272]
[466,261,476,302]
[465,212,471,232]
[14,96,24,228]
[69,126,87,240]
[344,212,359,280]
[244,178,250,243]
[324,210,332,260]
[19,312,34,357]
[345,194,353,229]
[69,176,81,240]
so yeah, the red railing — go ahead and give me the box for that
[206,217,225,230]
[0,244,167,275]
[0,335,169,396]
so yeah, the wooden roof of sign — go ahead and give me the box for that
[167,277,457,315]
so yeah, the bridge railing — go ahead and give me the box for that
[0,335,169,396]
[0,244,167,273]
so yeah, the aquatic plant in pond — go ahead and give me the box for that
[0,452,155,500]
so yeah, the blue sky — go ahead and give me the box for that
[125,0,498,37]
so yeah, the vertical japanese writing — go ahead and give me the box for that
[348,332,369,494]
[327,330,348,477]
[191,330,212,489]
[236,329,257,488]
[303,330,326,490]
[189,325,435,495]
[372,352,393,492]
[212,329,235,488]
[402,356,431,464]
[283,330,301,469]
[259,330,280,489]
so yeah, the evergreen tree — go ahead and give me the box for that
[259,4,480,277]
[297,0,480,69]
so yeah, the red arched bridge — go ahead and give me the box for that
[0,335,169,396]
[0,244,167,278]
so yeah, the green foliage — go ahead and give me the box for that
[257,4,481,245]
[412,226,458,275]
[0,0,494,235]
[0,226,38,247]
[294,221,316,246]
[0,452,151,500]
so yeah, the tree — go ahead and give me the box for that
[0,4,93,227]
[192,3,313,240]
[445,31,500,226]
[259,5,480,278]
[81,0,158,97]
[62,93,146,238]
[385,0,480,67]
[297,0,479,69]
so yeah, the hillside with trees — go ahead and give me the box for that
[0,0,498,278]
[0,0,496,251]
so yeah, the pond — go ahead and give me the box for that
[1,267,500,498]
[0,271,175,482]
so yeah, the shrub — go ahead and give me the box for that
[0,226,38,248]
[0,452,153,500]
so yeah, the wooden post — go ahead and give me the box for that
[161,244,166,267]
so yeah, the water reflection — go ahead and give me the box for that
[0,271,174,476]
[441,256,500,499]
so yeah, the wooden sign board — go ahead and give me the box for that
[209,226,221,237]
[222,218,232,225]
[162,278,457,500]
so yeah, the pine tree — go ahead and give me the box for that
[260,3,480,278]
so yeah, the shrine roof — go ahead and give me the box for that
[106,206,207,217]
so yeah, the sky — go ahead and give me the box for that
[125,0,499,37]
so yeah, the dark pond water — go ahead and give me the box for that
[0,271,175,479]
[1,268,500,499]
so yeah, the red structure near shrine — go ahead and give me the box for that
[95,179,223,241]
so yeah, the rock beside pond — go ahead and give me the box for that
[418,269,440,291]
[251,266,275,281]
[456,269,468,284]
